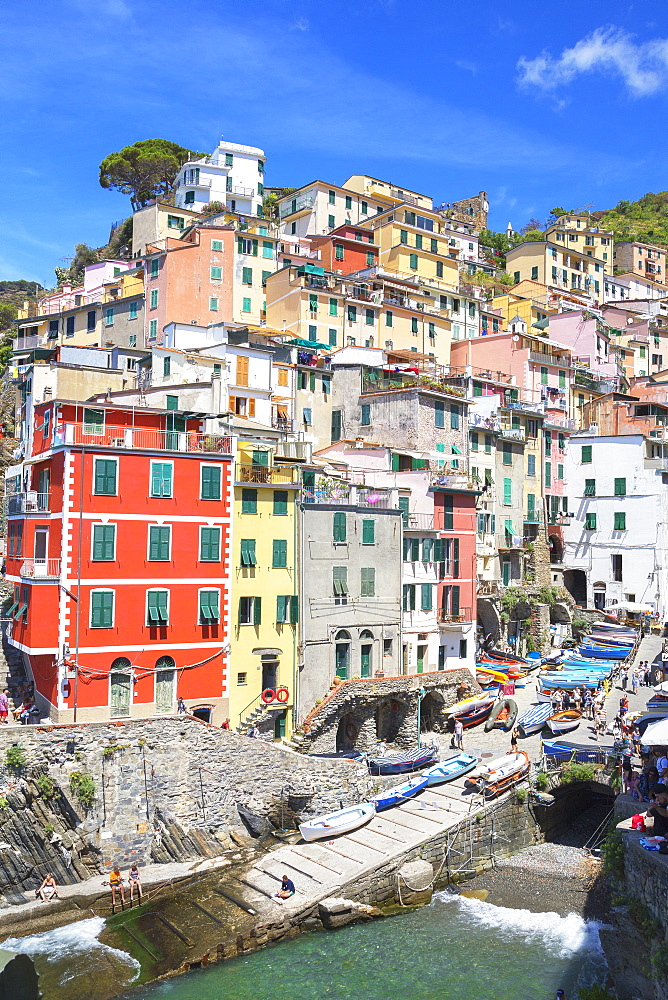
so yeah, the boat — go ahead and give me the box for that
[421,753,478,786]
[464,750,530,799]
[484,697,518,732]
[367,745,438,776]
[516,702,553,735]
[443,694,496,717]
[308,750,366,761]
[546,710,582,734]
[457,701,494,728]
[372,776,428,811]
[542,739,606,764]
[299,802,376,842]
[576,646,628,660]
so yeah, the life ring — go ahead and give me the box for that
[261,688,275,704]
[484,697,518,732]
[390,700,400,713]
[275,687,289,703]
[345,723,356,739]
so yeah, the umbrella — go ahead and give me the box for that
[642,718,668,745]
[654,682,668,695]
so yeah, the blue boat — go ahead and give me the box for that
[372,775,429,811]
[517,702,553,735]
[577,645,628,659]
[542,739,607,764]
[367,745,438,776]
[421,753,478,786]
[458,702,494,728]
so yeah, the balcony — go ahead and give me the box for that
[20,558,61,580]
[499,427,525,441]
[529,351,571,368]
[356,489,393,509]
[405,512,436,531]
[477,580,499,596]
[437,608,472,625]
[429,470,479,492]
[6,492,50,515]
[236,464,298,485]
[279,195,315,220]
[54,424,232,455]
[524,510,542,524]
[12,336,42,353]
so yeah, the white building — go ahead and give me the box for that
[174,139,266,218]
[277,181,386,240]
[562,433,668,617]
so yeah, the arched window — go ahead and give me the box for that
[335,630,351,641]
[335,631,350,679]
[110,658,131,718]
[359,630,374,640]
[111,657,131,672]
[155,656,175,713]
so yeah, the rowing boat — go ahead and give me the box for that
[299,802,376,842]
[464,750,530,799]
[516,702,553,735]
[546,709,582,734]
[372,776,428,811]
[421,752,478,786]
[443,694,496,717]
[367,745,438,775]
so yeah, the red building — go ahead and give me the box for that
[6,400,233,724]
[310,224,378,275]
[433,484,478,667]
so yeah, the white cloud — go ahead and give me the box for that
[292,17,310,32]
[517,26,668,97]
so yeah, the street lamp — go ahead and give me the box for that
[416,686,426,748]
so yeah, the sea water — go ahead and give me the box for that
[2,893,608,1000]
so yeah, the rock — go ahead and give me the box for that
[236,802,273,839]
[318,896,383,929]
[398,859,433,891]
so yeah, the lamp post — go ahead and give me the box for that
[416,686,426,748]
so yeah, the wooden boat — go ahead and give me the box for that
[457,701,494,728]
[309,750,366,762]
[422,753,478,786]
[372,776,428,811]
[516,702,553,735]
[443,694,496,717]
[546,709,582,734]
[542,739,605,764]
[464,750,530,799]
[299,802,376,842]
[577,645,628,660]
[367,745,438,775]
[484,697,518,732]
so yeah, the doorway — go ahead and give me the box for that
[34,527,48,576]
[155,656,175,713]
[360,630,373,678]
[274,709,287,740]
[262,659,278,691]
[110,657,131,717]
[191,706,213,723]
[417,644,427,674]
[335,631,350,679]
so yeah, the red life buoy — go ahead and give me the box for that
[275,687,289,703]
[390,700,400,713]
[261,688,275,704]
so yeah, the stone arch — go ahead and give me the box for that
[549,533,563,564]
[564,569,587,606]
[420,691,446,733]
[477,598,501,641]
[550,601,572,625]
[376,698,410,743]
[336,711,362,751]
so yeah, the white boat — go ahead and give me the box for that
[443,694,496,717]
[546,710,582,734]
[516,702,553,735]
[464,751,530,799]
[299,802,376,842]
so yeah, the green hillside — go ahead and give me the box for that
[598,191,668,249]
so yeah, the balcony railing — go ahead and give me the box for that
[437,608,472,624]
[405,512,436,531]
[236,464,298,485]
[54,424,232,455]
[20,558,61,579]
[529,351,572,368]
[356,489,393,509]
[6,492,50,515]
[524,510,542,524]
[12,336,41,352]
[499,427,525,441]
[279,195,315,220]
[429,470,479,491]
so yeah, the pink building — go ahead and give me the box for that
[548,311,620,382]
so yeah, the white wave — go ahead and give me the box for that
[1,915,139,976]
[434,891,605,959]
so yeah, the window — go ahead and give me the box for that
[148,525,171,561]
[345,195,352,210]
[163,356,171,377]
[242,297,251,313]
[333,566,348,596]
[201,465,221,500]
[585,513,597,530]
[470,431,479,452]
[614,477,626,496]
[242,266,253,286]
[360,568,375,597]
[272,539,287,568]
[484,435,492,454]
[544,461,552,487]
[240,538,257,567]
[92,524,115,561]
[225,152,233,166]
[443,495,454,530]
[147,590,168,625]
[331,410,342,442]
[361,200,368,215]
[502,444,512,466]
[403,584,416,611]
[211,239,223,251]
[150,461,172,498]
[150,289,159,309]
[404,537,420,561]
[94,458,117,496]
[584,479,596,497]
[558,369,566,388]
[104,308,114,327]
[513,271,520,284]
[241,488,257,514]
[614,512,626,531]
[411,317,418,334]
[558,464,564,480]
[531,266,539,281]
[333,511,347,542]
[90,591,114,628]
[328,190,336,205]
[503,478,512,505]
[87,309,96,332]
[200,527,221,562]
[527,453,536,476]
[210,266,222,281]
[65,315,75,337]
[361,403,371,425]
[149,319,158,339]
[365,308,374,326]
[362,519,375,544]
[421,584,433,611]
[450,404,460,430]
[273,490,288,515]
[200,589,220,624]
[209,296,219,311]
[366,251,375,266]
[612,554,623,581]
[435,401,445,428]
[540,366,548,385]
[415,234,423,250]
[409,253,418,270]
[328,214,335,228]
[582,445,592,463]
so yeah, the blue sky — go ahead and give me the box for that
[2,0,668,286]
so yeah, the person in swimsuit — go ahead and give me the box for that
[510,727,519,752]
[109,866,125,906]
[36,873,59,901]
[128,864,143,903]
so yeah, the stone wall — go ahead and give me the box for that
[300,668,479,753]
[0,717,376,872]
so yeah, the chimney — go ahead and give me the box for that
[211,371,222,414]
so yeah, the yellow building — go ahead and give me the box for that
[230,438,300,738]
[232,221,280,326]
[545,215,614,274]
[492,280,553,331]
[359,206,460,289]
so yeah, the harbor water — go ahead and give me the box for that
[4,889,608,1000]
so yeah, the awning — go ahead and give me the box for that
[296,263,325,276]
[532,317,549,330]
[276,405,288,418]
[451,445,462,455]
[5,601,18,617]
[285,338,331,349]
[505,519,516,534]
[14,604,27,620]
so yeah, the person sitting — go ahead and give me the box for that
[128,864,143,903]
[36,873,59,901]
[109,866,125,906]
[635,766,660,802]
[275,874,295,899]
[646,785,668,837]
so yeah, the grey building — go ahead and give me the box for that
[297,485,402,720]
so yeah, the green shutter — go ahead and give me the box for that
[614,512,626,530]
[151,462,172,497]
[443,496,453,530]
[241,488,257,513]
[360,567,375,597]
[201,465,221,499]
[333,566,348,595]
[253,596,262,625]
[422,538,433,561]
[92,524,115,561]
[333,511,347,542]
[614,477,626,496]
[273,490,288,515]
[149,526,170,560]
[362,519,375,544]
[242,266,253,285]
[435,401,445,427]
[398,496,409,524]
[290,594,299,623]
[585,513,597,530]
[451,586,460,616]
[421,584,433,611]
[544,461,551,487]
[240,539,256,566]
[276,595,287,623]
[94,459,117,495]
[582,445,592,463]
[147,590,168,623]
[584,479,595,496]
[503,444,512,466]
[272,539,287,567]
[200,527,220,561]
[503,478,512,505]
[199,590,219,623]
[91,591,113,628]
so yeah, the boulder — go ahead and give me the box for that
[318,896,382,929]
